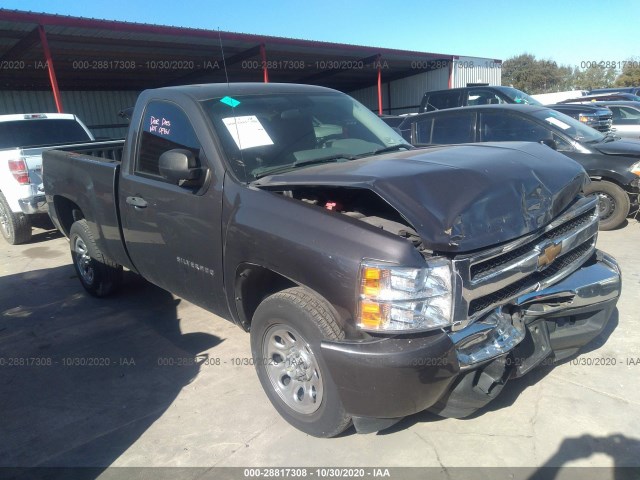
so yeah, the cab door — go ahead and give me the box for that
[119,100,226,314]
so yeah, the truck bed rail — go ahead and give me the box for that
[55,139,125,162]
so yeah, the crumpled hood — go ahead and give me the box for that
[256,142,588,253]
[591,138,640,157]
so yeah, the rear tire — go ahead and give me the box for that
[250,287,352,437]
[0,192,32,245]
[69,219,123,297]
[583,180,630,231]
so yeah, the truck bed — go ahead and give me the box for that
[43,140,132,269]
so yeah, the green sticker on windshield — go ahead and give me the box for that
[220,96,241,108]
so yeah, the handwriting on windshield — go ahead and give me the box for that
[150,116,171,136]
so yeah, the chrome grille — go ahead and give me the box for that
[595,114,613,132]
[468,238,595,316]
[451,196,599,329]
[470,209,595,279]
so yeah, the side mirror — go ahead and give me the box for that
[159,149,203,185]
[539,139,558,150]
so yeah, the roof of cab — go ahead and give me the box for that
[143,82,339,102]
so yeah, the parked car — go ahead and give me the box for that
[590,101,640,140]
[396,104,640,230]
[419,86,612,133]
[560,93,640,103]
[0,113,94,244]
[590,87,640,96]
[379,114,418,134]
[547,103,613,132]
[419,86,542,112]
[42,83,621,437]
[532,90,587,105]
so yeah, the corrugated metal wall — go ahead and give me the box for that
[349,57,501,115]
[388,68,450,114]
[349,68,450,115]
[349,84,390,114]
[0,90,139,139]
[349,68,449,115]
[451,56,501,89]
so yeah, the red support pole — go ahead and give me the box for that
[377,56,383,115]
[38,25,63,113]
[260,44,269,83]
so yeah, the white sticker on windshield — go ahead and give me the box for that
[546,117,571,130]
[222,115,274,150]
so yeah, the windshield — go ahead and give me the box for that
[201,92,407,182]
[500,87,542,106]
[530,108,604,143]
[0,119,92,149]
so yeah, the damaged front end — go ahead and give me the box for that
[316,193,620,431]
[443,195,619,417]
[449,193,621,396]
[433,248,620,420]
[255,144,621,432]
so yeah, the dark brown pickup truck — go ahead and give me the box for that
[43,83,621,437]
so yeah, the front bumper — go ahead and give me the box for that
[321,250,621,428]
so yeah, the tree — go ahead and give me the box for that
[556,65,576,91]
[572,65,617,90]
[502,53,573,94]
[615,58,640,86]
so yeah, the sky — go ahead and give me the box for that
[2,0,638,69]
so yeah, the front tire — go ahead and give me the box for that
[250,287,352,437]
[0,192,31,245]
[583,180,630,231]
[69,219,123,297]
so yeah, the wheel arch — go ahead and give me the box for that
[233,263,297,331]
[587,171,634,191]
[52,195,84,237]
[232,263,353,334]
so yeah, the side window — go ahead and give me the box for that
[618,107,640,121]
[431,113,475,144]
[467,89,505,106]
[411,118,433,144]
[480,112,550,142]
[425,91,462,111]
[137,101,202,179]
[608,106,622,120]
[551,133,574,152]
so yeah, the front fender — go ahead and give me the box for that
[221,180,426,330]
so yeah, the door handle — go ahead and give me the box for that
[126,196,148,209]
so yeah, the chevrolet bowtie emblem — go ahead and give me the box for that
[538,243,562,269]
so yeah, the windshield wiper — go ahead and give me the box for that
[253,154,356,180]
[293,153,357,167]
[252,146,412,180]
[360,144,414,157]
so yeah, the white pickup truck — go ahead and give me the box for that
[0,113,94,244]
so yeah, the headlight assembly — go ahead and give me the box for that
[356,258,454,333]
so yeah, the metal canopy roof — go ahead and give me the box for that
[0,9,456,93]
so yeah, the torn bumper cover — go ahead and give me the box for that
[321,251,620,431]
